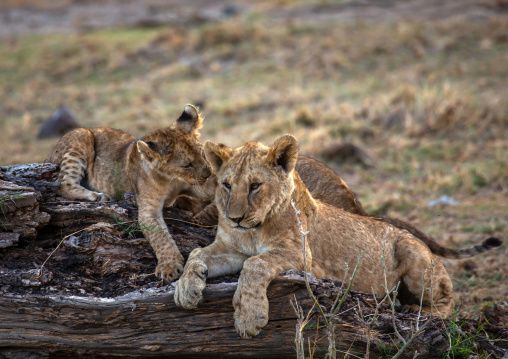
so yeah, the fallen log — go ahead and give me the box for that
[0,163,506,358]
[0,272,455,359]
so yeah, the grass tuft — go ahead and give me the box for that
[0,191,26,230]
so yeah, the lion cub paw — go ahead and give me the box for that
[84,191,109,202]
[155,257,184,283]
[233,291,269,339]
[96,192,111,202]
[174,262,208,309]
[401,304,421,314]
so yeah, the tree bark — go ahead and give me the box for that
[0,163,506,359]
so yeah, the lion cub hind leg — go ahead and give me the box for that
[48,128,108,202]
[395,237,454,318]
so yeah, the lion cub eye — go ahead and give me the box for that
[250,183,261,190]
[223,182,231,189]
[182,163,193,169]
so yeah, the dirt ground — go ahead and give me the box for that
[0,0,507,323]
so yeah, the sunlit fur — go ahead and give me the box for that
[209,143,291,231]
[196,154,500,259]
[174,135,501,339]
[47,105,216,282]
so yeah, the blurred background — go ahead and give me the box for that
[0,0,507,316]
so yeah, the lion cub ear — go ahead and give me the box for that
[267,135,299,173]
[137,140,161,163]
[204,141,232,174]
[176,104,203,135]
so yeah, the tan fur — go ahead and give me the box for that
[194,154,367,225]
[196,155,500,258]
[174,135,501,339]
[297,156,501,258]
[47,105,216,282]
[296,155,367,215]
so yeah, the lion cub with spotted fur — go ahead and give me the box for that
[175,135,502,338]
[47,105,215,282]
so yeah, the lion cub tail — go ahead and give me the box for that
[436,237,503,259]
[378,216,503,259]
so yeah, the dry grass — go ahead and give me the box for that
[0,6,506,316]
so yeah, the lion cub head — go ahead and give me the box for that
[136,105,210,184]
[204,135,298,231]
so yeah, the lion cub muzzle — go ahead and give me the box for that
[198,167,212,183]
[225,186,255,229]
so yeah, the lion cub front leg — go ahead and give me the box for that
[234,252,302,339]
[175,240,248,309]
[137,196,184,282]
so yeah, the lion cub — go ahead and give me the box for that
[174,135,502,338]
[47,105,215,282]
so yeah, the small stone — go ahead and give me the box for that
[38,107,81,139]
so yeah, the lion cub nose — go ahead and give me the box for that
[229,215,244,224]
[202,167,211,179]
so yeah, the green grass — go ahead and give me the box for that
[376,317,493,359]
[0,191,26,229]
[111,215,165,238]
[440,315,490,359]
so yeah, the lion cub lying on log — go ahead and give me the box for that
[197,155,499,260]
[175,135,502,338]
[47,105,215,282]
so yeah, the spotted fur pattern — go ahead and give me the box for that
[47,105,216,282]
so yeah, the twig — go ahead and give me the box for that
[291,199,362,359]
[291,297,305,359]
[291,199,335,357]
[332,254,362,317]
[290,200,328,326]
[163,217,217,228]
[130,272,156,280]
[378,226,435,359]
[309,316,320,359]
[36,228,87,278]
[380,227,408,345]
[356,298,371,359]
[291,294,316,359]
[331,262,349,311]
[416,267,429,331]
[389,258,436,359]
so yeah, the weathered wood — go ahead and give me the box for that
[0,271,454,359]
[0,163,215,246]
[0,163,506,358]
[0,179,50,240]
[0,275,304,358]
[0,232,19,249]
[3,269,504,359]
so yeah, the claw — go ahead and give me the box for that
[155,259,184,283]
[173,262,207,309]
